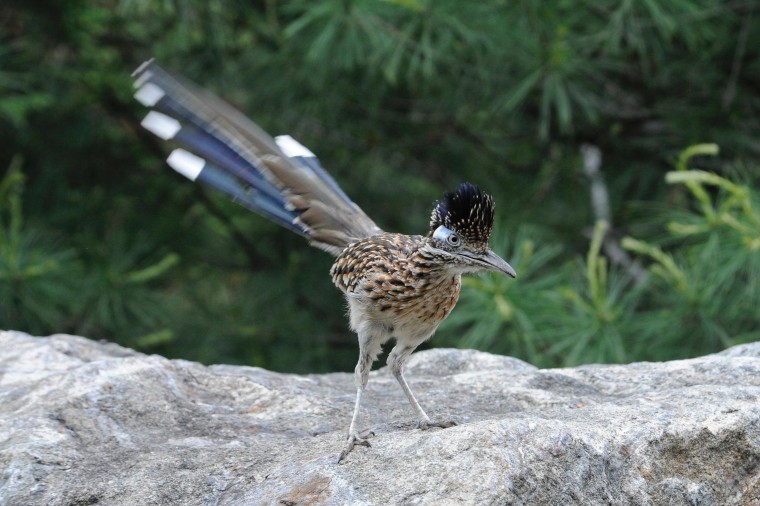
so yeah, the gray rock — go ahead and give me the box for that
[1,330,759,505]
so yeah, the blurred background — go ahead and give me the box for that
[1,0,758,373]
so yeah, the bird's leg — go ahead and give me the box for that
[338,330,381,463]
[388,344,429,422]
[338,389,371,463]
[388,343,457,430]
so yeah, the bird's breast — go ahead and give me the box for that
[330,233,462,326]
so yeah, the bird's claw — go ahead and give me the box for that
[337,432,373,463]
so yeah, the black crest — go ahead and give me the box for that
[429,183,495,247]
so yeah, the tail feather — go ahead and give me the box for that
[132,59,381,255]
[141,110,284,204]
[273,135,355,208]
[165,149,309,237]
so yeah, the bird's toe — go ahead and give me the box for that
[337,433,372,463]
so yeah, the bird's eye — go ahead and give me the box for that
[433,225,462,247]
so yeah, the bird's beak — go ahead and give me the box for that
[481,249,517,278]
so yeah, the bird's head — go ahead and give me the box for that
[426,183,516,278]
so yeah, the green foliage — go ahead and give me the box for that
[1,1,759,371]
[0,157,182,345]
[440,220,648,367]
[538,220,645,366]
[442,145,760,367]
[73,232,179,342]
[0,158,82,332]
[623,146,760,356]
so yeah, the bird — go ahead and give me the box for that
[131,60,517,462]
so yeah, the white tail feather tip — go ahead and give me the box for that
[134,82,166,106]
[275,135,316,158]
[167,149,205,181]
[141,111,181,140]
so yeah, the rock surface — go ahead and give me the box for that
[1,330,759,505]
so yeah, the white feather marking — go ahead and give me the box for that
[167,149,205,181]
[132,59,155,79]
[134,82,166,106]
[141,111,181,140]
[275,135,316,158]
[132,68,153,87]
[293,217,313,233]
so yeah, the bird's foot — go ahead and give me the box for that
[337,431,374,463]
[417,419,457,430]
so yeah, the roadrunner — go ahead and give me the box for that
[132,60,517,462]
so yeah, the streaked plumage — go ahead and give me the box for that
[132,60,516,463]
[332,232,462,323]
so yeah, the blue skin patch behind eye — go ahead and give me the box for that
[433,225,456,243]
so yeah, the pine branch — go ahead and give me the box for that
[581,144,647,284]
